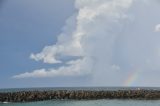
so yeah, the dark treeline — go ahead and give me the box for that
[0,90,160,102]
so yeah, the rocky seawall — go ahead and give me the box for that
[0,90,160,102]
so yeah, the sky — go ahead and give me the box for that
[1,0,160,88]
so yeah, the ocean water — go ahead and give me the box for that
[0,100,160,106]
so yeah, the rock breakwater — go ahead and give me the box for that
[0,90,160,102]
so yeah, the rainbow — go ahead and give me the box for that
[123,68,142,86]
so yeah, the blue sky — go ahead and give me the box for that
[0,0,77,88]
[1,0,160,88]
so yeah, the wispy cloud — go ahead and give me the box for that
[13,58,93,78]
[155,24,160,32]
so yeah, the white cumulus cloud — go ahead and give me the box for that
[12,0,160,87]
[13,0,134,79]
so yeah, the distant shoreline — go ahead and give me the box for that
[0,89,160,102]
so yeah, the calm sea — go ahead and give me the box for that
[0,87,160,106]
[0,100,160,106]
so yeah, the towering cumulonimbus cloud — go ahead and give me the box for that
[13,0,134,79]
[12,0,160,87]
